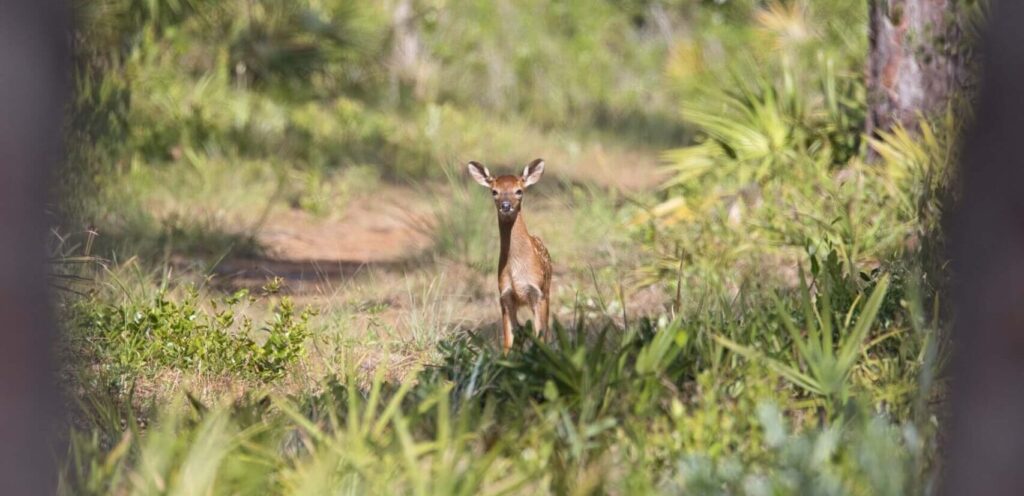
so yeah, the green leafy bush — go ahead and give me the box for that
[656,59,865,222]
[72,287,313,382]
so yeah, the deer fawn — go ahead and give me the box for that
[468,159,553,354]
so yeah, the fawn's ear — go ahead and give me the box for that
[467,161,493,187]
[522,158,545,188]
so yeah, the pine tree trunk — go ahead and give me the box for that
[866,0,971,136]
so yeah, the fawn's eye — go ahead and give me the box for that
[491,189,498,196]
[515,189,523,196]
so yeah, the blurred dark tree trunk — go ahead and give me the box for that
[0,0,69,493]
[948,1,1024,493]
[866,0,971,136]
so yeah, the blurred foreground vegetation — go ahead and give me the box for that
[57,0,958,494]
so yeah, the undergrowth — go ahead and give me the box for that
[60,256,942,494]
[69,285,314,386]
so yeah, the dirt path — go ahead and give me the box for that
[260,187,432,263]
[212,184,432,292]
[212,151,665,294]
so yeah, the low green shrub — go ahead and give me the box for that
[71,287,314,383]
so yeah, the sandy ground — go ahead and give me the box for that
[210,184,434,294]
[207,155,666,296]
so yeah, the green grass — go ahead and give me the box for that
[56,0,957,494]
[69,283,313,388]
[59,266,941,494]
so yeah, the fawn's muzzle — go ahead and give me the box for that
[499,201,513,213]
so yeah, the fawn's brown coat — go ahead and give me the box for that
[468,159,552,353]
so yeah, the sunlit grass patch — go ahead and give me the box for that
[68,282,314,392]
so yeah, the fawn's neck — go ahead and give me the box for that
[498,213,532,272]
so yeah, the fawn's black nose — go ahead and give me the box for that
[499,201,512,213]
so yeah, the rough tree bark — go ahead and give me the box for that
[867,0,971,136]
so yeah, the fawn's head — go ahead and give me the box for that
[468,159,545,220]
